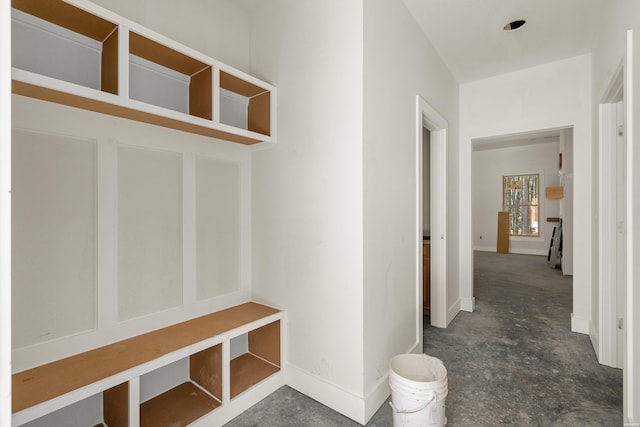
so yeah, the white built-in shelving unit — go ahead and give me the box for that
[13,303,284,427]
[11,0,276,147]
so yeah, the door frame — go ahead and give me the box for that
[598,57,624,369]
[416,96,447,333]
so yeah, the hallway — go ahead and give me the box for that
[424,251,622,425]
[226,252,622,426]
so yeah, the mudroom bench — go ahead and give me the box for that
[12,302,285,427]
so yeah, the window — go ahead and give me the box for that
[503,174,539,237]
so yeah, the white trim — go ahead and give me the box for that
[598,57,624,368]
[118,24,129,102]
[624,28,637,425]
[447,299,461,324]
[509,248,548,256]
[460,297,475,313]
[590,319,600,359]
[509,236,544,243]
[416,96,449,331]
[286,363,365,424]
[571,313,590,335]
[473,246,546,256]
[363,374,391,423]
[0,0,12,422]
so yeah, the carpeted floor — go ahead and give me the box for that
[225,252,623,426]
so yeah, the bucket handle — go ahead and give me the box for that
[388,392,436,414]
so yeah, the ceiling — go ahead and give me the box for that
[402,0,604,83]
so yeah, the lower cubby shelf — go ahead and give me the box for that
[230,353,280,399]
[140,382,221,427]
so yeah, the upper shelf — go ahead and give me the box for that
[11,0,276,147]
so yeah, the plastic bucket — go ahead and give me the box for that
[389,354,448,427]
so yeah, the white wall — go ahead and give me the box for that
[460,54,592,334]
[246,0,367,423]
[473,142,560,256]
[363,0,459,419]
[90,0,251,72]
[246,0,459,423]
[591,1,640,422]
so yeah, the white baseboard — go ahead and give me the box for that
[363,341,420,422]
[286,341,422,425]
[509,248,548,256]
[571,313,590,335]
[460,297,475,312]
[473,246,547,256]
[364,372,391,423]
[589,319,599,359]
[286,363,365,424]
[446,298,460,326]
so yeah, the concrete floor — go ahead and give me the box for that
[225,252,622,426]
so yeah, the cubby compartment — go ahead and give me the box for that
[140,345,222,427]
[20,382,128,427]
[11,0,118,94]
[129,32,212,120]
[220,71,271,136]
[230,320,281,398]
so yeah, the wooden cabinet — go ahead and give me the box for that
[11,0,276,147]
[12,302,284,427]
[423,240,431,315]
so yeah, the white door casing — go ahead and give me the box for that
[416,96,447,333]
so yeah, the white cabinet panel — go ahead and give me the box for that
[118,146,182,320]
[12,130,97,348]
[196,157,240,300]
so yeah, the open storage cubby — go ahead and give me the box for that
[12,302,284,427]
[129,32,212,120]
[230,320,281,399]
[220,71,271,136]
[21,382,128,427]
[140,346,222,427]
[11,0,118,95]
[11,0,276,146]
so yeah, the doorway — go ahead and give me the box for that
[416,96,447,334]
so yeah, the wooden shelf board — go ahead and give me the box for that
[130,32,208,77]
[230,353,280,399]
[12,301,279,413]
[220,71,267,98]
[140,382,221,427]
[13,81,264,146]
[12,0,116,42]
[103,382,128,427]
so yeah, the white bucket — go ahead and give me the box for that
[389,354,448,427]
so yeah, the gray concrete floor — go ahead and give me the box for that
[225,252,622,426]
